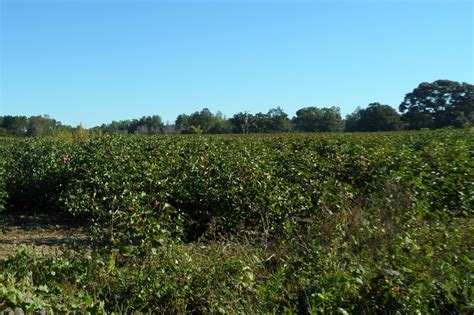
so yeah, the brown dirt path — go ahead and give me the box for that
[0,211,89,260]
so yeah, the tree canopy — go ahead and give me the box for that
[175,108,232,134]
[345,103,402,132]
[99,115,164,135]
[0,115,68,137]
[293,106,343,132]
[1,79,472,137]
[399,80,473,129]
[228,107,292,133]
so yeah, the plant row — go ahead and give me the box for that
[0,130,473,313]
[1,210,472,313]
[0,130,472,243]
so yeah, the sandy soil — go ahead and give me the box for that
[0,211,89,260]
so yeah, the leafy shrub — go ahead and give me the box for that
[0,138,74,211]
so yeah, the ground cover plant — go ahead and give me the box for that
[0,129,472,313]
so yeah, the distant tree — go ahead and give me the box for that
[359,103,402,131]
[175,109,212,134]
[190,108,215,133]
[1,116,28,136]
[320,107,344,132]
[266,107,292,132]
[99,115,164,135]
[208,111,232,134]
[162,123,177,135]
[346,103,402,132]
[252,112,270,133]
[229,112,255,133]
[344,106,363,132]
[176,109,231,134]
[293,106,343,132]
[175,114,191,133]
[130,115,164,135]
[100,120,130,134]
[26,115,59,136]
[230,108,291,133]
[399,80,474,129]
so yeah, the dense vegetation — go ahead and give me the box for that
[0,129,472,313]
[1,80,472,137]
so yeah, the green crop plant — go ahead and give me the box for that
[0,129,472,313]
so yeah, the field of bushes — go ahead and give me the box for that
[0,129,472,313]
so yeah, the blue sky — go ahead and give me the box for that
[1,0,472,127]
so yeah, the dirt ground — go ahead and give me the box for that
[0,211,88,260]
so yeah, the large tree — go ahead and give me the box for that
[100,115,164,135]
[293,106,343,132]
[208,111,232,134]
[265,107,292,132]
[344,106,363,132]
[129,115,164,135]
[399,80,474,129]
[175,108,231,134]
[346,103,402,132]
[229,108,292,133]
[175,114,191,133]
[26,115,60,136]
[1,116,29,136]
[229,112,255,133]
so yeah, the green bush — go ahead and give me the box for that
[0,138,73,212]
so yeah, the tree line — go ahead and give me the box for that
[0,115,79,137]
[1,79,472,137]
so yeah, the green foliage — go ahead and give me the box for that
[228,107,293,133]
[2,79,473,138]
[293,106,344,132]
[0,115,70,137]
[345,103,402,132]
[229,111,254,133]
[176,108,232,134]
[26,115,60,137]
[261,210,473,314]
[0,116,29,136]
[0,138,74,211]
[0,214,471,313]
[0,130,472,312]
[400,80,474,129]
[1,130,472,239]
[98,115,165,135]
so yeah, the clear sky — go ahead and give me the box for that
[1,0,472,127]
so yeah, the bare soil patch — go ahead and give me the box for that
[0,210,89,260]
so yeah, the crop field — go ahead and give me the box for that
[0,129,472,313]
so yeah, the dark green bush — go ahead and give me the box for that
[0,138,73,211]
